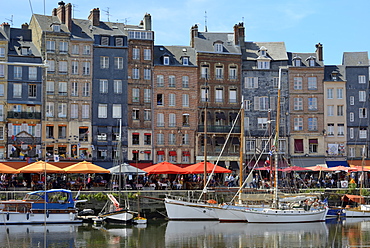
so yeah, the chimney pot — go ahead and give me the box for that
[88,8,100,26]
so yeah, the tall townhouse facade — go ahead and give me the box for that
[288,44,326,167]
[126,15,154,164]
[191,24,242,170]
[343,52,370,160]
[0,24,8,159]
[242,41,289,168]
[153,45,197,164]
[6,25,43,160]
[323,65,347,166]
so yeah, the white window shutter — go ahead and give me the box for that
[254,97,260,111]
[36,124,41,137]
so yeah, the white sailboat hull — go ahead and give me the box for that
[165,198,218,220]
[101,211,134,222]
[243,207,328,223]
[0,211,80,224]
[214,205,251,222]
[345,205,370,217]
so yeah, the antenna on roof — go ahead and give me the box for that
[102,7,112,22]
[204,11,208,32]
[6,15,13,26]
[72,4,79,19]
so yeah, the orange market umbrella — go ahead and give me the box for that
[351,165,370,172]
[282,165,311,172]
[143,161,187,174]
[0,163,19,173]
[18,161,65,173]
[184,162,231,174]
[306,165,328,171]
[64,161,110,174]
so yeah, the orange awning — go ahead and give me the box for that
[342,194,365,204]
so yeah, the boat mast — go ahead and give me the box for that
[239,99,244,202]
[203,85,208,190]
[361,145,366,196]
[117,119,122,204]
[273,68,282,208]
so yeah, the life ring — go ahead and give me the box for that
[311,202,319,208]
[342,181,348,187]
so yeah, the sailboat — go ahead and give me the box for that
[242,68,328,223]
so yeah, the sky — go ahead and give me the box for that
[1,0,369,65]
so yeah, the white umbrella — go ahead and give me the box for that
[109,163,147,175]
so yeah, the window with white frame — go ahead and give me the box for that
[14,66,22,79]
[71,82,78,96]
[144,89,151,103]
[71,104,78,119]
[112,104,121,118]
[254,96,268,111]
[308,77,317,90]
[214,42,223,52]
[47,60,55,72]
[338,124,344,136]
[28,84,36,98]
[132,109,139,120]
[294,77,302,90]
[13,84,22,98]
[359,91,366,102]
[350,128,354,139]
[144,109,151,121]
[182,94,189,107]
[0,47,4,57]
[215,65,223,79]
[257,60,270,69]
[46,40,55,52]
[144,68,151,80]
[157,75,164,87]
[337,88,343,99]
[293,58,301,66]
[83,45,90,55]
[114,57,123,69]
[244,100,251,111]
[132,68,139,79]
[350,112,354,122]
[257,118,268,129]
[350,96,355,105]
[182,133,189,145]
[349,147,355,157]
[182,114,189,127]
[0,64,4,77]
[99,80,108,93]
[169,93,176,106]
[169,76,175,87]
[72,44,79,54]
[201,88,208,102]
[359,108,367,118]
[229,88,237,103]
[58,103,67,118]
[157,113,164,127]
[229,66,237,80]
[294,117,303,131]
[182,57,189,65]
[132,88,139,102]
[157,133,164,145]
[359,75,366,84]
[133,48,140,60]
[59,41,68,53]
[201,65,209,79]
[309,58,315,66]
[46,81,54,95]
[98,104,107,118]
[182,76,189,88]
[0,106,4,122]
[168,133,176,145]
[308,97,317,110]
[163,56,169,65]
[273,77,279,88]
[215,88,223,102]
[308,117,317,131]
[169,113,176,127]
[0,84,4,96]
[144,49,151,60]
[337,105,344,116]
[157,94,163,105]
[59,61,67,74]
[82,104,89,119]
[245,139,255,152]
[294,97,303,110]
[82,82,90,97]
[100,56,109,69]
[245,77,258,88]
[58,82,67,96]
[28,67,37,80]
[360,128,367,139]
[71,61,78,75]
[114,80,122,94]
[328,105,334,116]
[82,62,90,75]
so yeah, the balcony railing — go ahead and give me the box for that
[8,111,41,119]
[198,125,240,133]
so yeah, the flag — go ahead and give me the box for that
[19,152,25,160]
[54,154,59,162]
[265,157,270,165]
[269,150,273,156]
[11,146,16,152]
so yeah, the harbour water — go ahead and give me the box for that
[0,218,369,247]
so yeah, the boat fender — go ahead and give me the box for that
[26,212,30,220]
[46,210,49,218]
[311,202,319,209]
[69,212,74,221]
[6,212,9,221]
[207,199,217,204]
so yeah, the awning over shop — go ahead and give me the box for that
[157,150,165,155]
[326,161,348,168]
[291,157,326,168]
[169,151,177,156]
[182,151,190,156]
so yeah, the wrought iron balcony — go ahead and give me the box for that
[7,111,41,119]
[198,125,240,133]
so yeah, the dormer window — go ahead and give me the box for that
[182,57,189,65]
[51,23,61,32]
[21,47,30,55]
[214,42,223,52]
[258,46,268,57]
[306,56,316,67]
[331,70,339,81]
[293,57,302,67]
[163,55,170,65]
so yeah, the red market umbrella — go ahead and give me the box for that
[184,162,231,174]
[255,166,283,172]
[143,161,187,174]
[282,166,311,172]
[306,165,327,171]
[326,166,357,172]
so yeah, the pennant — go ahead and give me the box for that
[19,152,25,160]
[54,154,59,162]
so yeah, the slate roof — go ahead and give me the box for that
[72,18,126,39]
[193,32,241,54]
[32,14,71,34]
[8,28,41,56]
[342,52,369,66]
[287,52,324,67]
[324,65,346,82]
[245,42,288,61]
[153,45,196,66]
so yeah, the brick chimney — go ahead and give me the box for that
[21,23,29,29]
[143,13,152,31]
[234,22,245,46]
[1,22,10,39]
[190,24,198,48]
[65,3,72,30]
[57,1,66,24]
[88,8,100,26]
[315,43,323,61]
[52,8,57,16]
